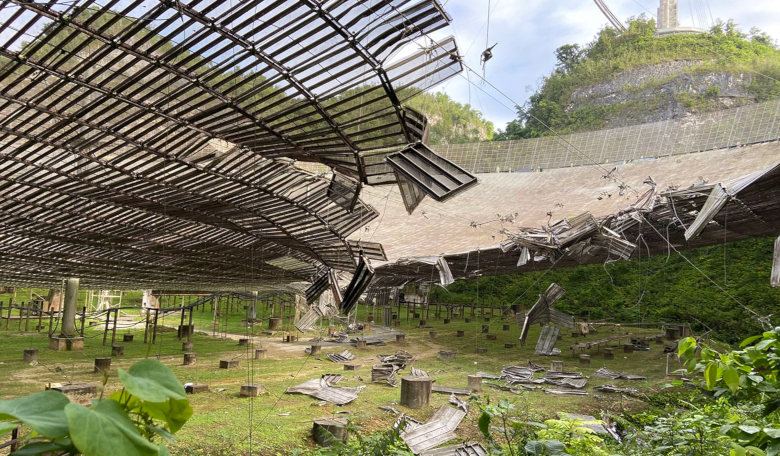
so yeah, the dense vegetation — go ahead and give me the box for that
[404,91,494,144]
[495,18,780,140]
[430,236,779,344]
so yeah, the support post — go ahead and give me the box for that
[60,278,79,337]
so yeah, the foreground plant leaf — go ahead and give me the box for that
[65,400,158,456]
[118,359,186,403]
[0,391,70,438]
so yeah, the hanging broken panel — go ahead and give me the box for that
[340,256,375,315]
[395,169,428,214]
[534,325,561,356]
[348,240,388,261]
[772,236,780,288]
[386,143,477,202]
[327,172,362,212]
[306,271,331,304]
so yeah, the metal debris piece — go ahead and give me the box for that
[558,413,614,439]
[386,143,478,214]
[527,360,545,372]
[534,325,561,356]
[341,256,375,315]
[372,364,400,386]
[285,375,361,405]
[394,413,425,433]
[544,389,588,396]
[592,367,621,380]
[328,350,357,363]
[401,406,467,454]
[476,371,501,379]
[410,367,430,378]
[449,393,469,413]
[432,385,471,395]
[378,350,416,368]
[594,385,639,395]
[519,283,572,346]
[421,442,487,456]
[592,367,646,380]
[545,371,584,379]
[379,405,401,415]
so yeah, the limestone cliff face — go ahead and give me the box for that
[568,60,755,127]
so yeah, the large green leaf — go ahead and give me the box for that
[678,337,696,357]
[118,359,186,403]
[0,391,70,438]
[10,440,75,456]
[0,421,18,437]
[140,399,193,433]
[65,400,159,456]
[705,362,719,390]
[477,412,491,440]
[723,366,740,392]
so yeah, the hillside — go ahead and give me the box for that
[404,91,494,144]
[496,18,780,139]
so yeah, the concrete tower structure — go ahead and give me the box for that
[657,0,679,30]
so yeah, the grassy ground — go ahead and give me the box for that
[0,303,679,456]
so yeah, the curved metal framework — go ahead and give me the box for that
[0,0,463,290]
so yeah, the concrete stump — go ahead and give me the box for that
[254,349,267,359]
[465,318,471,323]
[571,331,580,338]
[484,317,491,322]
[240,384,263,397]
[666,327,681,340]
[393,321,400,327]
[182,341,193,351]
[183,353,198,365]
[438,350,456,360]
[220,359,239,369]
[23,349,38,363]
[468,374,482,392]
[268,317,282,330]
[49,337,84,351]
[94,357,111,373]
[238,338,249,346]
[396,334,406,346]
[419,320,426,326]
[456,330,465,337]
[356,340,367,349]
[474,347,487,354]
[624,344,635,354]
[481,325,489,333]
[185,383,208,394]
[504,343,516,348]
[551,361,563,372]
[367,316,373,322]
[656,335,665,345]
[310,345,321,355]
[123,334,134,342]
[413,313,420,319]
[503,324,510,331]
[557,335,563,341]
[313,417,348,447]
[400,376,432,409]
[429,331,437,339]
[344,363,361,371]
[579,354,591,365]
[486,334,497,340]
[604,348,615,360]
[444,319,450,324]
[111,345,124,356]
[363,323,371,330]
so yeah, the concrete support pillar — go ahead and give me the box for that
[60,278,79,337]
[248,291,258,320]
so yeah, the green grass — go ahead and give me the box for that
[0,306,677,456]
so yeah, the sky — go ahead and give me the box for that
[425,0,780,131]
